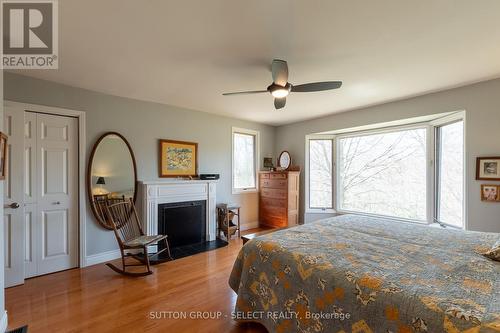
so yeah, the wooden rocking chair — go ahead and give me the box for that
[105,198,172,276]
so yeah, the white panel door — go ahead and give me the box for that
[34,113,78,275]
[4,107,26,287]
[24,112,38,278]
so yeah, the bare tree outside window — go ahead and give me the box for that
[309,139,333,208]
[338,128,427,220]
[437,121,464,227]
[233,132,256,189]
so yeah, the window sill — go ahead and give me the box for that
[336,210,428,225]
[232,188,258,195]
[306,209,337,214]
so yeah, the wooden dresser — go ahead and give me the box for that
[259,171,300,228]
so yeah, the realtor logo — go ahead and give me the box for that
[1,0,58,69]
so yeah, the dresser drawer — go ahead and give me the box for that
[260,215,287,228]
[260,188,287,200]
[260,197,287,208]
[260,179,287,189]
[261,205,286,218]
[270,173,287,180]
[260,173,270,179]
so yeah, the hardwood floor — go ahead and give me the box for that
[6,231,268,333]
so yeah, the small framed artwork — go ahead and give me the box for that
[263,157,274,170]
[481,185,499,202]
[0,132,7,180]
[159,139,198,178]
[476,157,500,181]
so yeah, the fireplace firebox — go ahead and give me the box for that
[158,200,206,248]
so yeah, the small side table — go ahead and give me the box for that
[216,203,241,241]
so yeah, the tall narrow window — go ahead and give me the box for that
[309,139,333,209]
[436,121,464,228]
[232,128,259,193]
[337,128,427,220]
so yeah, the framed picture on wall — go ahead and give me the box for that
[0,132,8,180]
[159,139,198,178]
[481,184,500,202]
[476,157,500,181]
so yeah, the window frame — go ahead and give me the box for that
[304,111,466,227]
[431,112,467,229]
[231,127,260,194]
[305,134,336,214]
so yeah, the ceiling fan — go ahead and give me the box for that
[222,59,342,109]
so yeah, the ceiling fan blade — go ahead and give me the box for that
[291,81,342,92]
[274,97,286,109]
[222,90,268,96]
[271,59,288,86]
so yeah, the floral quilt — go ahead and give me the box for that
[229,215,500,333]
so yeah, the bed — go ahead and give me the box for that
[229,215,500,333]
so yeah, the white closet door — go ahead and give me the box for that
[24,112,38,278]
[34,113,78,275]
[4,107,26,287]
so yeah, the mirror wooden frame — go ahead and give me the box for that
[87,132,138,230]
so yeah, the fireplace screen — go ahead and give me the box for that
[157,200,207,248]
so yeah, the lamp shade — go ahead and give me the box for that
[96,176,106,185]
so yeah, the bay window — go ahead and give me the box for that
[305,112,465,227]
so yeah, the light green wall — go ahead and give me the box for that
[4,72,276,256]
[275,78,500,232]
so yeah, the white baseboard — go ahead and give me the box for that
[85,249,121,267]
[84,223,260,267]
[0,311,8,333]
[240,221,259,231]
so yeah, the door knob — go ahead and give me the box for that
[4,202,20,209]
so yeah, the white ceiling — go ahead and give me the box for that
[12,0,500,126]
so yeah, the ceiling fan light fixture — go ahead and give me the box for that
[271,89,289,98]
[268,83,291,98]
[222,59,343,110]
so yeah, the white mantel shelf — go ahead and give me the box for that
[137,180,218,242]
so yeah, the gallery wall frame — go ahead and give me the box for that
[476,157,500,181]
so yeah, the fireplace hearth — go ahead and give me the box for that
[156,200,226,260]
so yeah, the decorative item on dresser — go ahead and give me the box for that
[259,171,300,228]
[277,150,291,170]
[263,157,274,171]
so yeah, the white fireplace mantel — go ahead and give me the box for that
[137,180,218,241]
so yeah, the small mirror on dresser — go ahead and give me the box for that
[87,132,137,229]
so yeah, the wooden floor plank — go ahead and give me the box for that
[6,232,268,333]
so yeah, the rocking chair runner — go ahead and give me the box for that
[105,198,172,276]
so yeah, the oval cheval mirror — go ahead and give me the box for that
[87,132,138,229]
